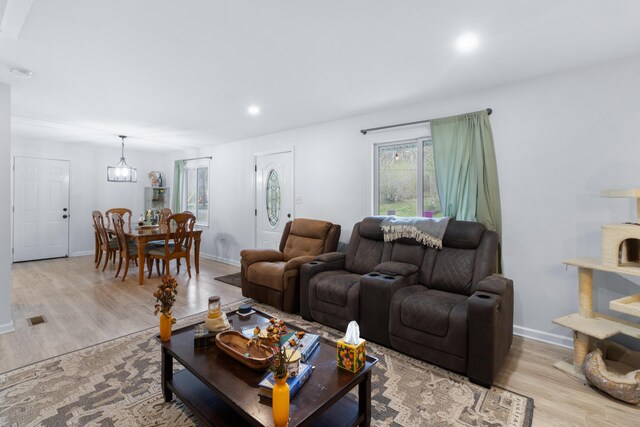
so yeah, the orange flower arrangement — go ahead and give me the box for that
[153,275,178,324]
[249,318,305,379]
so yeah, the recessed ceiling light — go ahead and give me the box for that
[247,105,261,116]
[455,33,479,53]
[9,67,33,78]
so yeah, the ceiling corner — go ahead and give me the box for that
[0,0,34,39]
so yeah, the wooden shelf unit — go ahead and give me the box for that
[556,258,640,377]
[610,294,640,317]
[556,190,640,379]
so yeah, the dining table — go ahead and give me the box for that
[121,223,203,286]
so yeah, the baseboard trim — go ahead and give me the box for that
[0,320,15,335]
[199,253,241,267]
[70,251,94,257]
[514,325,573,349]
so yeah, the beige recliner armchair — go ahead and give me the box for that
[241,218,341,313]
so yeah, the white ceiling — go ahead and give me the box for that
[1,0,640,152]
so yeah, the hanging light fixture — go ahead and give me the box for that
[107,135,137,182]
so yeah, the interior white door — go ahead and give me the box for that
[13,157,70,262]
[255,151,293,249]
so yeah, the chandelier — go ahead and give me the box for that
[107,135,137,182]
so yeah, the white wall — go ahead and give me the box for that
[183,55,640,347]
[12,138,166,256]
[0,84,13,334]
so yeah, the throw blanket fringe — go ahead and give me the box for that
[380,216,450,249]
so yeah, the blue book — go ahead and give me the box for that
[283,333,320,362]
[258,363,313,399]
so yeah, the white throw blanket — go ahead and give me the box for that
[380,216,450,249]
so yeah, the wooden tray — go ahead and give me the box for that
[215,330,274,370]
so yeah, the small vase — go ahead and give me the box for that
[272,374,290,427]
[159,313,172,341]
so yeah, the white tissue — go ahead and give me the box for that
[343,320,364,345]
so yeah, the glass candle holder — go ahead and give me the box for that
[208,296,221,319]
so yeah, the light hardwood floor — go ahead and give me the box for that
[1,256,638,426]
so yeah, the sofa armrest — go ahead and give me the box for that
[474,274,511,296]
[467,276,514,387]
[359,270,419,346]
[315,251,346,264]
[374,261,419,276]
[284,256,316,273]
[299,253,346,320]
[240,249,284,268]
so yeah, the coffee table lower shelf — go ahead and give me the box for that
[168,369,363,427]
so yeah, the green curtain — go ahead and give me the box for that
[172,160,184,213]
[431,110,503,272]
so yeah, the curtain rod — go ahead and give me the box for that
[180,156,212,162]
[360,108,492,135]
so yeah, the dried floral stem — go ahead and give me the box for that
[248,318,305,379]
[153,275,178,324]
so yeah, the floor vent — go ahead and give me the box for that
[27,315,47,326]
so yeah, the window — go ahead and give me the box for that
[374,138,442,217]
[266,169,281,227]
[182,159,209,227]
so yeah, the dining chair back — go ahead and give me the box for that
[112,213,143,281]
[147,212,196,278]
[92,210,118,271]
[105,208,132,229]
[159,208,172,224]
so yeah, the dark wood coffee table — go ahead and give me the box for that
[157,309,378,426]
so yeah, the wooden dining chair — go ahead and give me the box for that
[105,208,132,229]
[159,208,172,224]
[92,210,119,271]
[93,223,100,266]
[112,214,146,281]
[149,208,174,247]
[147,212,196,278]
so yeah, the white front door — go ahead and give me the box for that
[13,157,70,262]
[255,151,293,249]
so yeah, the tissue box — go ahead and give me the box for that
[337,338,366,372]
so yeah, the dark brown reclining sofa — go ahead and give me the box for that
[299,216,513,387]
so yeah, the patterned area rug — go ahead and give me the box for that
[213,272,242,288]
[0,301,533,426]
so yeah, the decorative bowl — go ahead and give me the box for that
[215,330,274,370]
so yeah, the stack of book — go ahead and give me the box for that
[258,363,313,399]
[283,332,320,362]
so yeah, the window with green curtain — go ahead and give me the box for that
[431,109,502,271]
[374,139,442,217]
[369,110,502,271]
[172,158,210,227]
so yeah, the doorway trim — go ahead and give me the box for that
[254,148,294,248]
[12,155,71,262]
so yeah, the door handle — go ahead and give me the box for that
[287,213,291,218]
[63,215,68,219]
